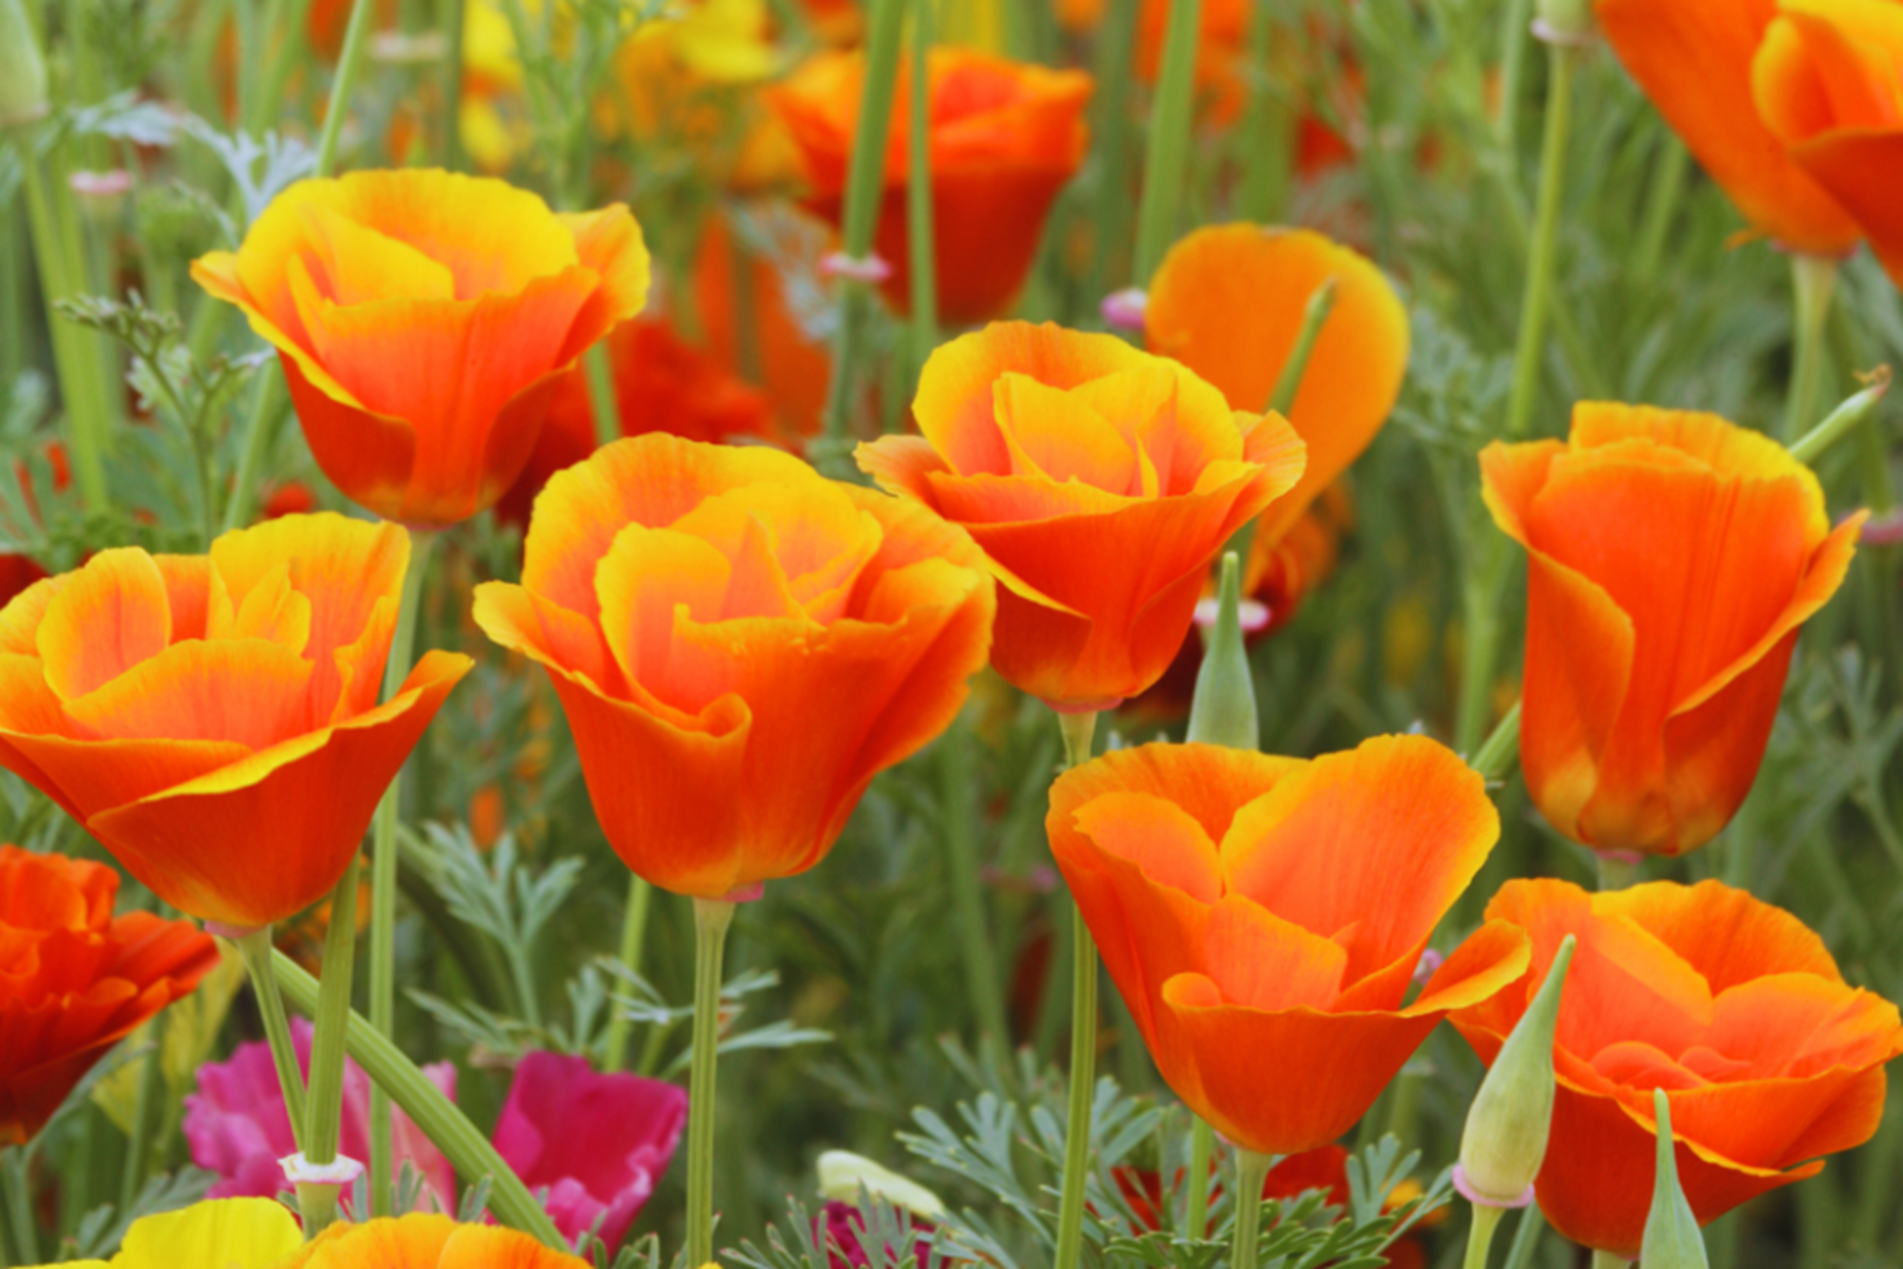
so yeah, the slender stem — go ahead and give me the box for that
[1463,1204,1506,1269]
[1501,1207,1547,1269]
[1051,708,1100,1269]
[1788,368,1888,467]
[1454,538,1509,756]
[1589,1253,1633,1269]
[941,713,1009,1048]
[235,926,308,1152]
[1235,0,1291,223]
[117,1013,166,1209]
[1131,0,1203,282]
[1471,700,1522,783]
[1086,0,1139,304]
[367,529,434,1217]
[1496,0,1534,156]
[1631,138,1688,284]
[314,0,377,176]
[1184,1119,1214,1237]
[270,950,568,1247]
[18,148,110,510]
[1595,854,1638,892]
[687,897,736,1268]
[1230,1149,1272,1269]
[1267,278,1338,416]
[584,343,620,448]
[1,1149,37,1264]
[906,0,937,381]
[601,872,654,1073]
[221,371,287,532]
[299,852,362,1236]
[1503,43,1578,439]
[438,0,466,169]
[1783,254,1838,443]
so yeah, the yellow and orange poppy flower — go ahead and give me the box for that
[1753,0,1903,285]
[269,1213,591,1269]
[857,321,1305,710]
[1453,878,1903,1258]
[1048,736,1530,1156]
[1482,404,1863,857]
[473,434,995,900]
[192,170,651,527]
[0,515,471,930]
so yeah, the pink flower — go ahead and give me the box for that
[491,1051,687,1249]
[183,1018,457,1212]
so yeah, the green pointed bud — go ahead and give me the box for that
[1457,934,1577,1206]
[1533,0,1595,43]
[1639,1090,1708,1268]
[0,0,48,127]
[1186,552,1257,751]
[816,1150,947,1219]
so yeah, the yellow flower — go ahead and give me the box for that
[35,1198,303,1269]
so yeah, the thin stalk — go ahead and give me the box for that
[906,0,938,381]
[116,1014,166,1210]
[942,713,1009,1048]
[1231,1150,1272,1269]
[1052,709,1100,1269]
[1788,369,1889,466]
[243,0,292,137]
[1496,0,1534,156]
[1503,42,1578,439]
[1453,540,1509,756]
[1085,0,1139,304]
[271,950,567,1247]
[1471,700,1522,783]
[1595,854,1638,892]
[601,873,654,1073]
[221,372,287,532]
[1184,1119,1214,1237]
[367,530,435,1217]
[1631,137,1688,284]
[1783,254,1838,443]
[234,927,308,1148]
[1590,1254,1633,1269]
[1463,1204,1506,1269]
[18,152,110,509]
[1267,278,1337,416]
[1,1149,36,1264]
[584,344,620,448]
[1501,1207,1546,1269]
[1235,0,1291,223]
[300,853,363,1237]
[1131,0,1203,281]
[687,897,737,1268]
[314,0,378,176]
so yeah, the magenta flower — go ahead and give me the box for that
[183,1018,458,1212]
[491,1051,688,1249]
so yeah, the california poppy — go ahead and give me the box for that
[1595,0,1860,254]
[1482,403,1863,856]
[191,170,651,526]
[1048,735,1530,1156]
[46,1197,304,1269]
[768,47,1093,324]
[1752,0,1903,285]
[1452,878,1903,1258]
[0,514,472,930]
[857,321,1305,710]
[1,845,219,1144]
[270,1213,591,1269]
[472,434,995,899]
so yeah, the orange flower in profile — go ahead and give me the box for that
[1145,224,1408,550]
[857,322,1305,710]
[1482,404,1863,857]
[1752,0,1903,284]
[192,170,651,526]
[768,48,1093,324]
[1,846,219,1144]
[0,515,472,930]
[472,434,994,900]
[1452,878,1903,1259]
[273,1213,590,1269]
[1594,0,1860,253]
[1048,736,1529,1156]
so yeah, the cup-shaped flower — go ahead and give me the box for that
[768,48,1093,324]
[1482,404,1862,857]
[0,514,473,929]
[1752,0,1903,285]
[269,1214,591,1269]
[857,322,1305,710]
[191,170,651,526]
[473,434,995,898]
[1,845,218,1145]
[44,1197,305,1269]
[491,1051,687,1249]
[1047,735,1530,1155]
[1450,878,1903,1258]
[1594,0,1860,254]
[1144,224,1408,550]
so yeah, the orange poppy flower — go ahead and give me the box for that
[1145,224,1407,551]
[767,47,1093,325]
[0,514,472,930]
[857,322,1305,710]
[272,1213,590,1269]
[1753,0,1903,285]
[191,170,651,526]
[1481,404,1863,857]
[1594,0,1860,254]
[1,845,219,1145]
[1452,878,1903,1258]
[1047,735,1530,1156]
[472,434,995,899]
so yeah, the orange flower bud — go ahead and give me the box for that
[857,321,1305,710]
[0,845,219,1145]
[1048,735,1531,1156]
[1452,878,1903,1259]
[1482,404,1863,857]
[273,1213,591,1269]
[472,434,995,900]
[0,515,472,930]
[192,170,651,526]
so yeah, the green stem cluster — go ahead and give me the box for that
[1462,1204,1506,1269]
[234,928,309,1154]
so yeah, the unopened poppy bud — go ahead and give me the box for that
[1640,1089,1709,1267]
[1533,0,1594,45]
[817,1150,947,1219]
[0,0,49,127]
[1186,552,1258,751]
[1456,934,1577,1206]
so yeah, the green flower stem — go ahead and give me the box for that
[116,1012,165,1210]
[906,0,938,381]
[315,0,378,176]
[1471,700,1522,784]
[270,949,569,1248]
[1496,0,1534,155]
[221,372,288,532]
[235,928,309,1151]
[1784,254,1838,443]
[1590,1254,1633,1269]
[1504,41,1579,439]
[1463,1204,1507,1269]
[1086,0,1139,305]
[584,344,620,448]
[601,872,654,1074]
[1184,1118,1214,1236]
[1453,539,1509,756]
[1231,1149,1272,1269]
[1235,0,1291,223]
[299,852,362,1237]
[1268,277,1337,417]
[1132,0,1202,281]
[1052,709,1100,1269]
[1595,854,1638,892]
[687,897,737,1268]
[1631,138,1688,284]
[942,712,1009,1050]
[2,1147,37,1264]
[1502,1208,1547,1269]
[1788,370,1889,467]
[368,529,435,1217]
